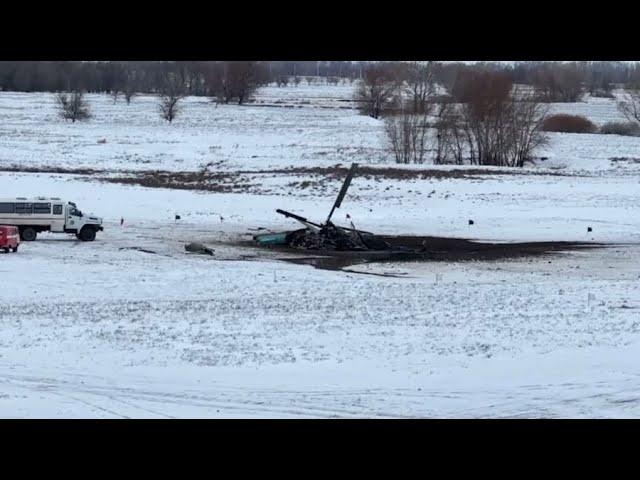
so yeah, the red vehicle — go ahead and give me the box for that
[0,225,20,253]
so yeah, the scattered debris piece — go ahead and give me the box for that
[119,247,158,255]
[185,242,215,256]
[254,231,290,246]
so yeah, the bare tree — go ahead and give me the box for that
[384,66,436,164]
[532,63,584,102]
[160,95,182,123]
[124,87,136,105]
[123,69,137,104]
[459,71,513,165]
[405,61,435,114]
[205,61,268,105]
[56,91,91,123]
[275,75,289,87]
[110,63,136,105]
[355,64,400,119]
[618,89,640,125]
[433,75,548,167]
[385,112,431,164]
[505,88,549,167]
[158,72,185,123]
[434,102,466,165]
[586,66,614,98]
[464,78,548,166]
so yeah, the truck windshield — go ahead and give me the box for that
[69,208,83,217]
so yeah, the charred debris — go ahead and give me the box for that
[254,163,402,253]
[252,163,601,262]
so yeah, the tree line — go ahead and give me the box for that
[0,61,272,102]
[355,61,640,115]
[0,61,369,95]
[355,62,640,167]
[3,61,639,98]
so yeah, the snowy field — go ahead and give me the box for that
[0,86,384,173]
[1,84,639,418]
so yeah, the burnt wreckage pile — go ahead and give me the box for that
[254,163,393,252]
[252,163,601,262]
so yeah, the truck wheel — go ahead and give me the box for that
[3,248,8,253]
[79,227,96,242]
[21,227,37,241]
[12,246,18,252]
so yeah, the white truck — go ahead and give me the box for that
[0,197,104,241]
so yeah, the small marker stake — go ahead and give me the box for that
[587,292,595,312]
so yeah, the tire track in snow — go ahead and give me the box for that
[0,371,413,418]
[53,392,132,419]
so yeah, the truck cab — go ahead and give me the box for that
[63,201,104,241]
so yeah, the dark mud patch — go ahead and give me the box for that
[244,235,604,273]
[242,164,578,181]
[282,257,411,277]
[96,163,583,196]
[99,166,539,194]
[101,170,249,193]
[2,163,583,196]
[610,157,640,164]
[0,165,108,175]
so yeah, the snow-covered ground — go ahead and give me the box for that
[1,84,639,418]
[547,91,630,127]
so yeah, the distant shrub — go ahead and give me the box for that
[541,114,597,133]
[600,121,640,136]
[56,91,91,123]
[590,89,615,99]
